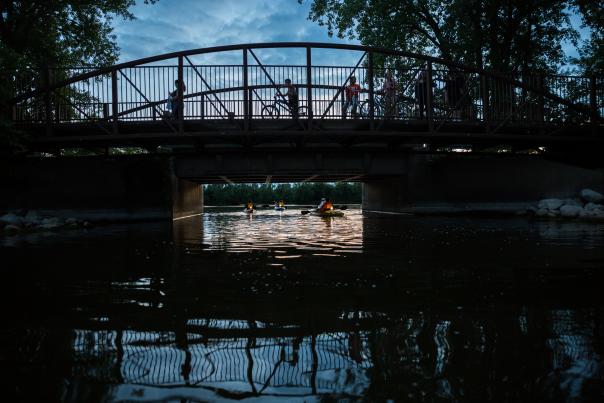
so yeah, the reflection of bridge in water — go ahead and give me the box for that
[66,308,600,401]
[9,42,603,152]
[72,324,375,396]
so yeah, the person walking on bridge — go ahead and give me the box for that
[168,79,186,119]
[284,78,299,119]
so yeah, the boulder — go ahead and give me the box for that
[65,217,79,225]
[579,189,604,204]
[24,210,42,224]
[584,202,604,212]
[560,205,583,218]
[538,199,564,210]
[37,223,60,230]
[41,217,63,227]
[562,199,582,208]
[0,213,24,227]
[536,208,549,217]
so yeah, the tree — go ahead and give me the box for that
[572,0,604,75]
[300,0,597,75]
[0,0,158,154]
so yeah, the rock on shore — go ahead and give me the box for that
[1,210,89,235]
[535,189,604,221]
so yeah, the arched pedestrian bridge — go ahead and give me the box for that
[9,42,603,154]
[5,43,604,219]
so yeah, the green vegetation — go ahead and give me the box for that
[204,182,362,206]
[1,0,159,154]
[301,0,603,75]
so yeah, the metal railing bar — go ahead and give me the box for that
[319,52,367,121]
[184,55,230,118]
[118,70,177,133]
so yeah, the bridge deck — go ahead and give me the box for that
[19,118,602,151]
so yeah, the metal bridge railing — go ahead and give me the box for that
[6,42,602,136]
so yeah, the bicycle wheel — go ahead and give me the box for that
[261,105,280,119]
[359,101,369,118]
[360,100,383,118]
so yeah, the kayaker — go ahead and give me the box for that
[317,198,334,212]
[245,201,255,211]
[278,200,285,208]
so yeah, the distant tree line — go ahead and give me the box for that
[203,182,362,206]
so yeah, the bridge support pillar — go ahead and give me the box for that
[362,155,604,215]
[172,176,203,220]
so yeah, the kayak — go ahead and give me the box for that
[274,206,285,212]
[315,209,344,217]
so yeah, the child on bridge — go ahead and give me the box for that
[343,76,362,119]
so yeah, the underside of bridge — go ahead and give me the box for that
[2,150,603,221]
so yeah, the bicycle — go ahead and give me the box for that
[359,93,416,119]
[261,93,308,119]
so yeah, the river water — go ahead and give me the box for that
[5,208,604,402]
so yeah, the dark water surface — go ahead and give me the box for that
[4,208,604,402]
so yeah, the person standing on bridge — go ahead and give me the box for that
[382,70,397,119]
[284,78,299,119]
[343,76,362,119]
[415,70,433,120]
[169,79,186,119]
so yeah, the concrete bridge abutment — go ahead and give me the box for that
[0,156,203,222]
[362,155,604,214]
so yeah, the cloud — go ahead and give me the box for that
[112,0,361,65]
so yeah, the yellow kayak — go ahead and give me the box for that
[315,209,344,217]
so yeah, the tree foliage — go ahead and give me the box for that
[1,0,158,71]
[203,183,362,206]
[301,0,601,74]
[572,0,604,75]
[0,0,158,154]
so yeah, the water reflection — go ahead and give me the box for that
[8,209,604,402]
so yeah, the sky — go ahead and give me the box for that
[111,0,587,68]
[112,0,362,66]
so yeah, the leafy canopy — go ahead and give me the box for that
[300,0,603,75]
[0,0,158,71]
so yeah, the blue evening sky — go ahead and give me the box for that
[112,0,362,66]
[112,0,585,68]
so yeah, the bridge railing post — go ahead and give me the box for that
[590,74,598,137]
[111,69,118,134]
[481,74,490,133]
[178,55,184,134]
[534,72,545,133]
[43,67,52,135]
[306,46,313,127]
[368,52,374,129]
[248,88,253,121]
[426,61,433,132]
[243,48,249,130]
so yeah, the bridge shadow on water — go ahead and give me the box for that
[7,208,604,402]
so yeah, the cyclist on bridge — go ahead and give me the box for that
[343,76,362,119]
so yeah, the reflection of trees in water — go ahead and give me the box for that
[47,307,603,401]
